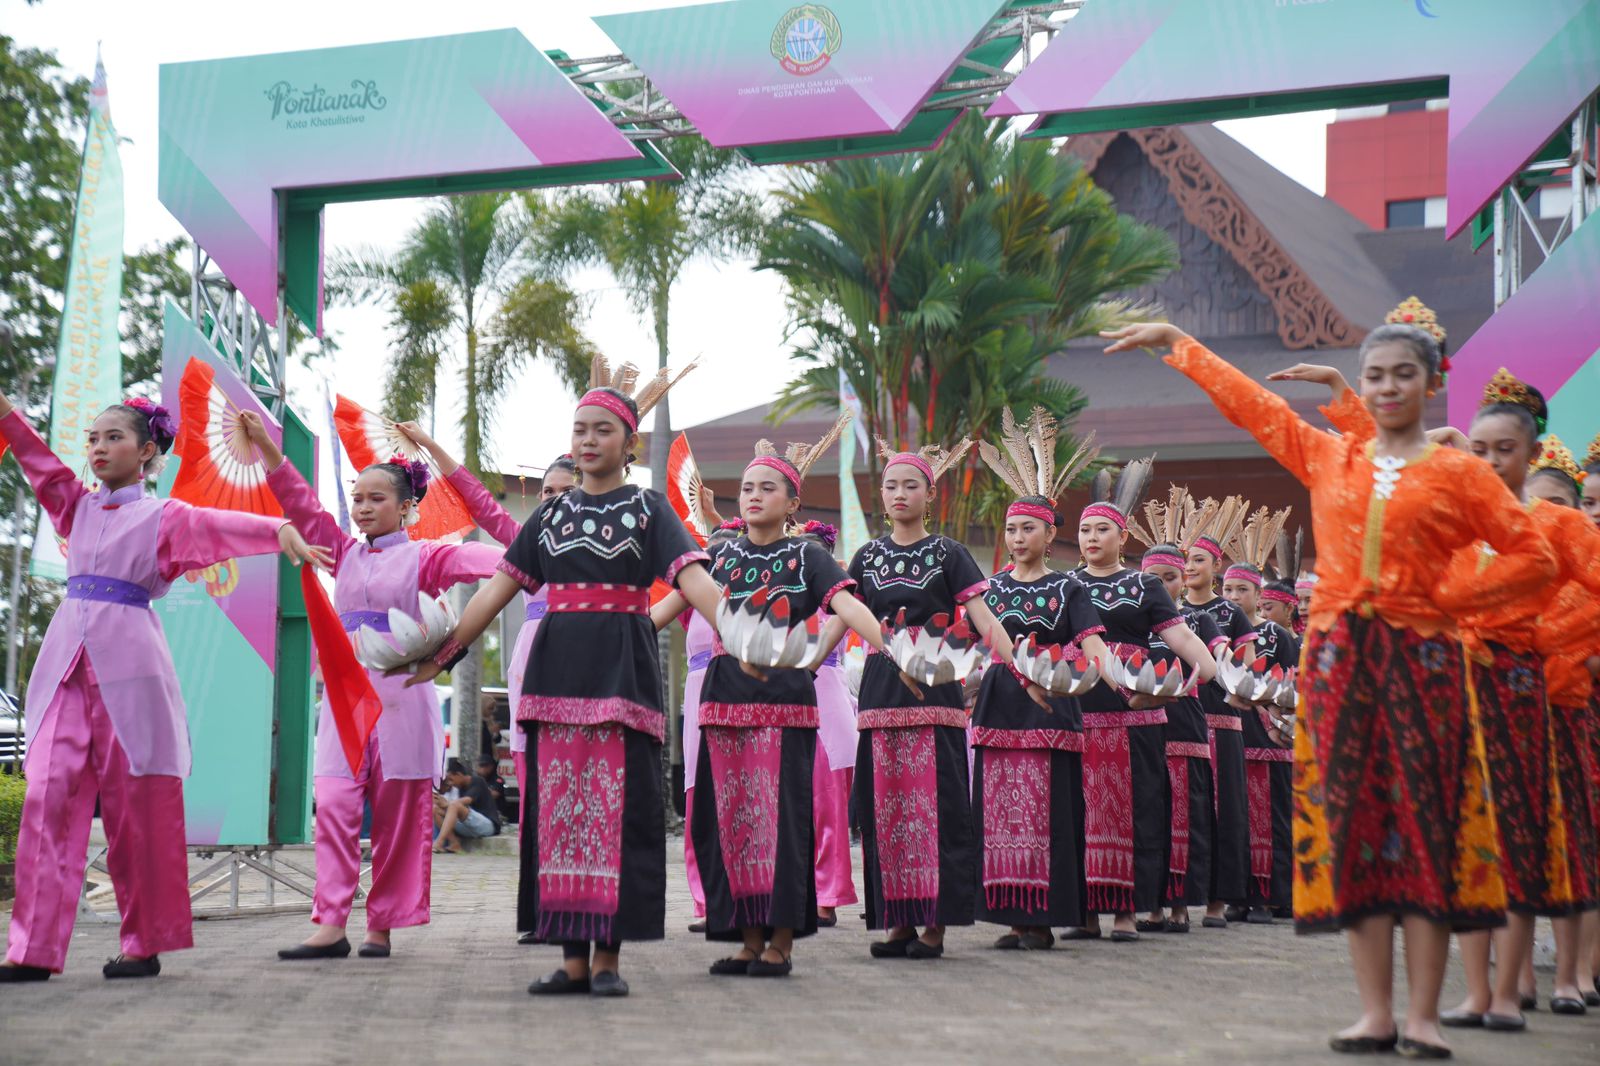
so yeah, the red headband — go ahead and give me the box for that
[746,456,802,493]
[1193,536,1223,559]
[1006,501,1058,525]
[884,453,936,484]
[1223,565,1262,588]
[577,390,637,432]
[1079,503,1126,530]
[1294,576,1318,591]
[1261,588,1298,608]
[1141,552,1184,571]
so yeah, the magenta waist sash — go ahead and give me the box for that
[66,575,152,609]
[546,583,650,615]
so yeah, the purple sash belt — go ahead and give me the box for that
[339,610,390,633]
[66,575,152,608]
[526,599,548,623]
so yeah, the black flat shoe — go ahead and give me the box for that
[1550,995,1587,1015]
[103,954,161,979]
[1397,1036,1451,1059]
[870,937,913,958]
[1019,930,1055,950]
[1519,993,1538,1011]
[709,956,753,976]
[904,938,944,959]
[1583,991,1600,1008]
[1328,1033,1398,1054]
[589,970,629,997]
[1135,919,1166,933]
[1482,1012,1526,1031]
[1059,927,1102,941]
[1164,919,1191,934]
[528,970,590,995]
[1438,1009,1482,1028]
[687,919,707,934]
[1224,905,1247,923]
[278,938,351,961]
[1109,929,1140,943]
[748,955,792,977]
[517,930,539,945]
[0,965,51,983]
[815,913,838,928]
[1201,916,1229,929]
[992,933,1022,950]
[1246,906,1274,925]
[1270,906,1293,919]
[357,942,390,958]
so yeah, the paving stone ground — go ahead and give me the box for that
[2,832,1598,1066]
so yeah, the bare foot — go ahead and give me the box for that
[1401,1019,1447,1050]
[302,925,347,948]
[1335,1014,1397,1042]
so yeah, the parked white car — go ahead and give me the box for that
[0,689,22,773]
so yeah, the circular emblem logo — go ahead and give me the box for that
[771,4,842,77]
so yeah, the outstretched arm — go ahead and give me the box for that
[402,572,524,687]
[397,421,523,547]
[240,411,355,565]
[0,403,89,536]
[157,500,332,579]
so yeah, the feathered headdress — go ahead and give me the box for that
[1529,434,1586,486]
[978,406,1099,518]
[1225,506,1292,573]
[1270,525,1305,584]
[750,410,851,492]
[876,436,976,485]
[1191,495,1249,560]
[1081,454,1156,531]
[579,353,697,431]
[1126,484,1219,553]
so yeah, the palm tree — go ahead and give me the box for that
[762,113,1178,539]
[327,192,599,767]
[537,137,766,486]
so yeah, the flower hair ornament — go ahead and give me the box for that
[383,454,431,527]
[875,436,977,487]
[792,519,840,550]
[1480,367,1548,434]
[121,396,177,453]
[1385,296,1451,375]
[977,405,1100,527]
[1529,434,1586,486]
[749,410,852,494]
[579,352,698,433]
[1126,484,1218,554]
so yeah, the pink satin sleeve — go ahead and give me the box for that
[267,458,356,570]
[417,540,505,596]
[445,466,521,546]
[157,500,288,581]
[0,409,89,537]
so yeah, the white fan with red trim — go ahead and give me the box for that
[665,432,716,547]
[332,396,474,542]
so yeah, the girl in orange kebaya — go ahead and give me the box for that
[1102,321,1555,1058]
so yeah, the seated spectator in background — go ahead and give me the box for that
[433,758,500,853]
[478,694,502,760]
[476,754,512,825]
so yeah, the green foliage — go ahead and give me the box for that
[760,113,1178,536]
[0,772,24,867]
[537,135,766,485]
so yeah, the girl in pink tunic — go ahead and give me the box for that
[0,395,325,982]
[397,425,580,944]
[236,413,503,961]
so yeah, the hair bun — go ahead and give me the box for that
[122,396,176,453]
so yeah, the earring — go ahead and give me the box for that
[1427,389,1437,398]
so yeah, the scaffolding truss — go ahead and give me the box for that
[189,242,290,417]
[1492,92,1598,308]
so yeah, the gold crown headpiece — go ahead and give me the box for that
[1529,433,1586,486]
[1385,296,1446,345]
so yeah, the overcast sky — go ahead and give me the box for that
[5,0,1333,491]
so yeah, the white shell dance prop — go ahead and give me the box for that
[715,587,825,671]
[1101,647,1190,700]
[1010,634,1103,697]
[882,609,989,689]
[1215,647,1297,707]
[353,592,459,674]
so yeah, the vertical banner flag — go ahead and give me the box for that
[837,370,871,563]
[33,52,124,579]
[324,380,351,534]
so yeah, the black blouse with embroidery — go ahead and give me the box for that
[1073,567,1184,718]
[972,569,1104,735]
[847,534,990,717]
[698,535,854,728]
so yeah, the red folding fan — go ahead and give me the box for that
[168,357,282,517]
[332,395,474,542]
[665,432,713,547]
